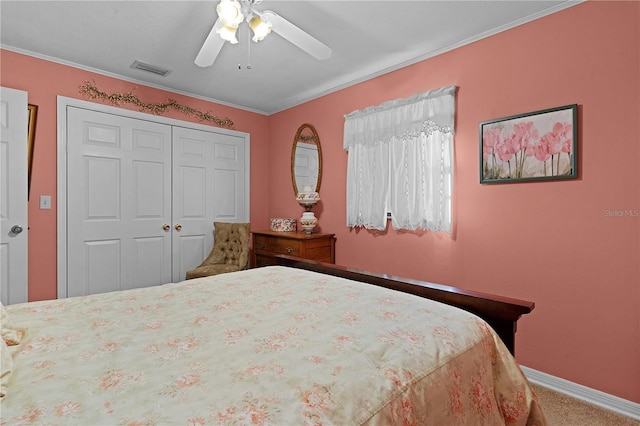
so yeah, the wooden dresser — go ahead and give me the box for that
[252,230,336,267]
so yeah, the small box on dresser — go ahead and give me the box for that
[252,230,336,267]
[270,218,297,232]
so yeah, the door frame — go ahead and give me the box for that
[57,96,250,299]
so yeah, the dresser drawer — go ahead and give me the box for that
[252,230,336,267]
[254,234,302,256]
[254,253,279,267]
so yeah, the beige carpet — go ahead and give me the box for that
[532,384,640,426]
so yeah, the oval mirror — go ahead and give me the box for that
[291,123,322,195]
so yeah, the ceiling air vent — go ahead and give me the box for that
[130,60,171,77]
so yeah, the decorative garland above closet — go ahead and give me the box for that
[78,81,235,129]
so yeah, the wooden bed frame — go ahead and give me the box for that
[275,255,534,355]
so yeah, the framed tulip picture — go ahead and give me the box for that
[480,104,577,183]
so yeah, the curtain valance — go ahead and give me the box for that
[344,85,456,150]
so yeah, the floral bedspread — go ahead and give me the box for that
[1,266,546,425]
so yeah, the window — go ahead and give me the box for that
[343,86,456,232]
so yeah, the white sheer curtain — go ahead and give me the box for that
[344,85,456,232]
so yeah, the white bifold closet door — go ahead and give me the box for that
[66,107,246,297]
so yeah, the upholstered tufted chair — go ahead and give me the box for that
[185,222,251,280]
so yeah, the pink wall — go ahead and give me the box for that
[2,0,638,405]
[0,49,271,302]
[268,2,639,402]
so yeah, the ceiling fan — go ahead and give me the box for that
[195,0,332,67]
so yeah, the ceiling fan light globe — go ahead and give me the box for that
[216,0,244,27]
[249,16,272,42]
[216,24,239,44]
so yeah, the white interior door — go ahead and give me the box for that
[66,107,172,297]
[172,126,247,282]
[0,87,28,305]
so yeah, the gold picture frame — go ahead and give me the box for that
[27,104,38,198]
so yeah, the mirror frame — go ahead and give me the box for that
[291,123,322,195]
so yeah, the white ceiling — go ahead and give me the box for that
[1,1,581,115]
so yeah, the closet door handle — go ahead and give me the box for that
[174,224,182,231]
[162,224,170,231]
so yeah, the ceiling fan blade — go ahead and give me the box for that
[195,18,226,67]
[261,10,332,61]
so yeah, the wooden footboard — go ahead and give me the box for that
[274,255,534,355]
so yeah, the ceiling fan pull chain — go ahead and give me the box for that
[246,25,252,70]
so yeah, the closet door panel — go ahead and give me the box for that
[213,168,238,219]
[179,165,206,217]
[128,127,172,289]
[83,239,120,296]
[211,135,246,221]
[133,236,167,287]
[172,129,214,282]
[85,156,120,220]
[67,107,172,296]
[171,127,246,282]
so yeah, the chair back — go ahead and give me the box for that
[213,222,251,268]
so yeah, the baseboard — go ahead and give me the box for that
[521,366,640,421]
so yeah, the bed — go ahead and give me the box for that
[1,258,546,425]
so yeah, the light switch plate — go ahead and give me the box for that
[40,195,51,209]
